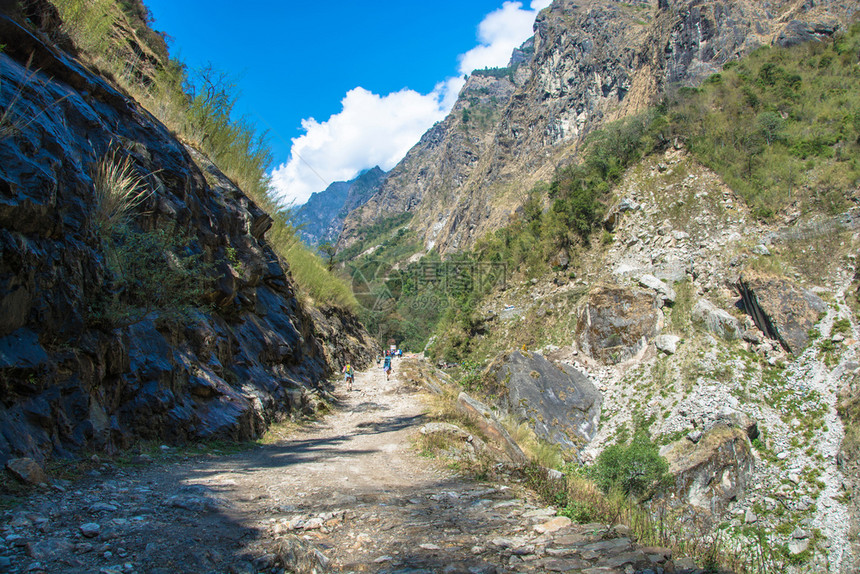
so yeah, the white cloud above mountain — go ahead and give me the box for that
[270,0,550,207]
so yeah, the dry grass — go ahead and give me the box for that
[504,417,566,469]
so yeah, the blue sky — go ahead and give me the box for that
[145,0,550,206]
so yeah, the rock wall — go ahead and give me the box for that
[0,14,375,466]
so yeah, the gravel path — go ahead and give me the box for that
[0,360,683,574]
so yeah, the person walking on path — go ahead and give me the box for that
[342,363,354,391]
[382,354,392,381]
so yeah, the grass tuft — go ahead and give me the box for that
[91,149,151,232]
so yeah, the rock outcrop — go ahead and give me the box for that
[0,14,375,466]
[662,425,755,516]
[494,351,601,449]
[575,285,663,364]
[691,299,742,341]
[457,391,528,465]
[737,270,827,354]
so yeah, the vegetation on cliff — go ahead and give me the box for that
[49,0,357,311]
[425,22,860,363]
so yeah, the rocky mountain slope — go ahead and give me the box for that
[454,147,859,572]
[0,8,376,469]
[291,166,386,248]
[339,0,857,257]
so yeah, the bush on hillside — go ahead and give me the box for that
[590,431,671,498]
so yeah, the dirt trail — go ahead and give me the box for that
[1,360,681,574]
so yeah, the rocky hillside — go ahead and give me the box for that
[0,7,376,469]
[440,146,859,572]
[339,0,857,257]
[291,166,385,248]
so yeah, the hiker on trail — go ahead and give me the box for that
[382,354,392,381]
[342,363,354,391]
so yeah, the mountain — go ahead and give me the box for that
[339,0,857,256]
[291,166,386,247]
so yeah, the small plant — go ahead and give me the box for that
[89,225,210,328]
[92,150,152,232]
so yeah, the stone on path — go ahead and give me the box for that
[534,516,572,534]
[5,458,47,485]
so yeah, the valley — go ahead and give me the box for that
[1,0,859,573]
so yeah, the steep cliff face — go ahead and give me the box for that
[0,14,376,465]
[292,166,386,247]
[340,0,857,257]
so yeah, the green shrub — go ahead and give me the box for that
[591,431,671,498]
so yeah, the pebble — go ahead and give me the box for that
[80,523,101,538]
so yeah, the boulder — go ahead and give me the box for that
[638,274,676,305]
[495,351,601,448]
[6,457,48,485]
[662,425,754,515]
[692,299,741,340]
[655,334,680,355]
[457,392,527,465]
[575,285,663,364]
[603,197,639,231]
[736,271,827,354]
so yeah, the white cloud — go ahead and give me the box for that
[458,0,550,75]
[269,0,549,207]
[270,86,452,207]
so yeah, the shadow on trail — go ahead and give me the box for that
[353,413,424,435]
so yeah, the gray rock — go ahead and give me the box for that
[89,502,118,513]
[654,257,689,283]
[777,20,839,48]
[663,426,755,515]
[692,299,741,340]
[26,538,74,562]
[495,351,601,447]
[638,274,676,304]
[655,335,680,355]
[79,523,100,538]
[789,538,810,555]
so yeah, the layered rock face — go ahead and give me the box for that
[0,15,375,465]
[338,62,524,253]
[340,0,857,257]
[737,270,827,354]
